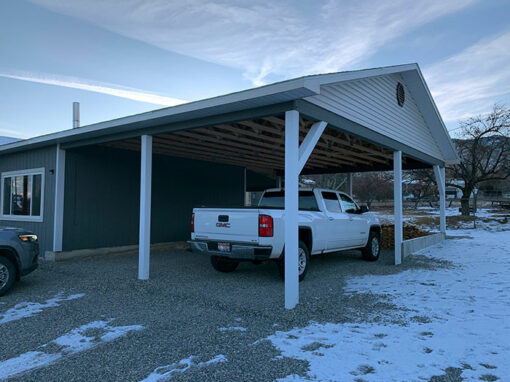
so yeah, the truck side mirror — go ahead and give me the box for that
[359,205,369,213]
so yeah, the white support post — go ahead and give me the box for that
[284,110,300,309]
[348,173,353,197]
[433,165,446,235]
[393,151,403,265]
[298,121,327,173]
[138,135,153,280]
[53,144,65,252]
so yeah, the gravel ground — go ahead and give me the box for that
[0,247,450,381]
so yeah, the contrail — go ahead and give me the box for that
[0,71,187,107]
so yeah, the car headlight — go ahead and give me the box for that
[18,234,38,243]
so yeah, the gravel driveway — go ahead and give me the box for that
[0,247,446,381]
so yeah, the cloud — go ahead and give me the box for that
[0,124,29,139]
[424,30,510,122]
[0,71,187,107]
[29,0,476,86]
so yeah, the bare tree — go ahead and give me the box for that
[302,173,348,191]
[448,105,510,216]
[406,169,438,208]
[353,172,393,207]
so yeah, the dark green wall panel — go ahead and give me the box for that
[63,146,245,251]
[246,170,276,191]
[0,146,56,254]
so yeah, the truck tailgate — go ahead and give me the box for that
[193,208,260,243]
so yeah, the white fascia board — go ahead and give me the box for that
[0,79,319,154]
[401,68,459,163]
[310,63,420,87]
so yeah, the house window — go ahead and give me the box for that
[1,168,44,222]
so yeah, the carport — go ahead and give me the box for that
[1,64,458,309]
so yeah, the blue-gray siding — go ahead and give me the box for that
[63,146,245,251]
[0,146,56,253]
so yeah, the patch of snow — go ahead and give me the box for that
[0,292,85,325]
[266,230,510,381]
[0,319,144,380]
[218,326,246,332]
[139,354,227,382]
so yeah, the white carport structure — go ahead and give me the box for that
[43,63,458,309]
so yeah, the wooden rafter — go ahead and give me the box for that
[265,116,392,160]
[104,112,402,174]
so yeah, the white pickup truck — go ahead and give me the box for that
[189,188,381,280]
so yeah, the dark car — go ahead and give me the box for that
[0,228,39,296]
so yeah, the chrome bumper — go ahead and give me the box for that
[188,241,272,260]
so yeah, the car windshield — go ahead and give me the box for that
[258,191,319,211]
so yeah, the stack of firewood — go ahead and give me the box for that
[381,223,429,250]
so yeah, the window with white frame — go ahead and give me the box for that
[1,168,44,221]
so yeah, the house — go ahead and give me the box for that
[0,64,458,306]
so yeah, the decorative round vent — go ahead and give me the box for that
[396,82,405,107]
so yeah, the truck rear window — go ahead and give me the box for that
[258,191,319,211]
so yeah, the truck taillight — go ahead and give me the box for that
[259,214,273,237]
[191,213,195,233]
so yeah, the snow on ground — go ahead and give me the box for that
[139,354,227,382]
[0,292,85,325]
[266,229,510,381]
[373,206,510,232]
[218,326,247,332]
[0,319,144,380]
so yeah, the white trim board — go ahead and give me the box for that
[0,167,45,223]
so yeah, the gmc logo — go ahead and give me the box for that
[216,222,231,228]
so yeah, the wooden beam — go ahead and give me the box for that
[265,115,392,160]
[166,130,341,168]
[236,120,370,165]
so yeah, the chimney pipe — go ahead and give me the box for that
[73,102,80,128]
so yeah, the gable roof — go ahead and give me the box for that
[0,63,458,163]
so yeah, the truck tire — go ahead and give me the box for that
[210,256,239,273]
[277,241,310,282]
[362,231,380,262]
[0,256,16,297]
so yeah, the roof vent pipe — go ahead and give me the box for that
[73,102,80,128]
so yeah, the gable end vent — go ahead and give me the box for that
[396,82,405,107]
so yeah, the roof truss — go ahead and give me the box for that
[104,114,426,176]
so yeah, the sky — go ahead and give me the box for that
[1,0,509,140]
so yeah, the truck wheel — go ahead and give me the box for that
[210,256,239,273]
[277,241,310,282]
[362,231,380,262]
[0,256,16,296]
